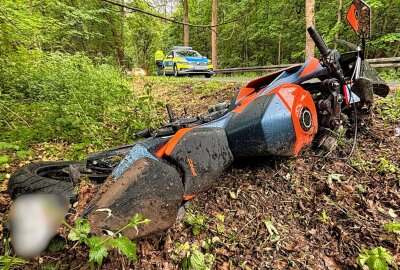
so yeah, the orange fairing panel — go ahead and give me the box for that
[269,84,318,155]
[232,92,258,113]
[236,87,255,102]
[300,58,321,78]
[347,3,359,32]
[155,128,192,157]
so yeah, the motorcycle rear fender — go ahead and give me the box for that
[87,128,233,238]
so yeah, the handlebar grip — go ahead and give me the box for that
[307,26,330,57]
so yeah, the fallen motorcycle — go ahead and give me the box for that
[8,0,389,246]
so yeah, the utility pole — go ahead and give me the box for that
[183,0,189,46]
[305,0,315,58]
[211,0,217,69]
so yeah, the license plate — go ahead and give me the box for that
[194,66,206,70]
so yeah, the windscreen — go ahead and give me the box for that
[360,61,385,84]
[176,50,202,57]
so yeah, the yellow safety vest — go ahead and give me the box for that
[155,50,165,61]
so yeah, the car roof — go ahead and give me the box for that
[173,49,198,52]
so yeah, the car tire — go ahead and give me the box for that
[204,74,212,78]
[173,65,179,77]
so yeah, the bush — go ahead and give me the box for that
[0,49,159,147]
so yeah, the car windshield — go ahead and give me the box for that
[176,50,202,58]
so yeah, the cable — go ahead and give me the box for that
[101,0,252,28]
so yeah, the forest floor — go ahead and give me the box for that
[0,76,399,269]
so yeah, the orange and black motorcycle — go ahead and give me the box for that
[8,0,389,240]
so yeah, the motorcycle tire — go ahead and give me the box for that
[8,145,134,199]
[8,161,82,199]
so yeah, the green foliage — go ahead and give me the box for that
[16,150,35,158]
[185,210,206,235]
[130,84,164,130]
[375,89,400,123]
[86,236,108,266]
[357,247,398,270]
[317,210,331,223]
[376,158,399,174]
[67,218,90,243]
[383,222,400,235]
[263,219,280,241]
[0,155,11,165]
[47,238,66,253]
[182,250,215,270]
[109,236,137,262]
[0,142,19,150]
[0,49,164,148]
[215,214,225,234]
[0,256,28,270]
[64,213,150,267]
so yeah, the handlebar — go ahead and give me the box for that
[307,26,330,57]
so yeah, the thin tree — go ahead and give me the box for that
[211,0,217,68]
[183,0,189,46]
[335,0,343,49]
[305,0,315,58]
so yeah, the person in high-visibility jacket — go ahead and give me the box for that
[155,50,165,76]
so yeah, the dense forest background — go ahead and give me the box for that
[0,0,399,148]
[1,0,399,71]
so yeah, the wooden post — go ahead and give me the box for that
[305,0,315,58]
[183,0,189,46]
[211,0,218,69]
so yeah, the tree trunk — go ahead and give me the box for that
[183,0,189,46]
[305,0,315,58]
[112,0,125,68]
[334,0,343,49]
[278,33,282,65]
[211,0,218,69]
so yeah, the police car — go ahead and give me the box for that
[163,46,214,78]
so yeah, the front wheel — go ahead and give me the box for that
[204,74,212,78]
[173,65,179,77]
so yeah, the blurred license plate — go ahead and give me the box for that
[194,66,206,70]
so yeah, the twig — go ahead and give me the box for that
[0,101,31,127]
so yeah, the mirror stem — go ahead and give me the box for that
[361,38,366,60]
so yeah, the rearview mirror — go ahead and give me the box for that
[346,0,371,39]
